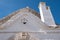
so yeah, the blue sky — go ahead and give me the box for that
[0,0,60,24]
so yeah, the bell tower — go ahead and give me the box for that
[38,2,57,27]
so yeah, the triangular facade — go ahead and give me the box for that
[0,7,48,32]
[0,2,60,40]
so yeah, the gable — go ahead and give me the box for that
[0,8,40,25]
[0,10,48,32]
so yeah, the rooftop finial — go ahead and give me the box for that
[26,6,29,8]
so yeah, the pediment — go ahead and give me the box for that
[0,7,48,32]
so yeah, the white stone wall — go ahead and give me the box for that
[39,2,57,27]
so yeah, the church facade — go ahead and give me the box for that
[0,2,60,40]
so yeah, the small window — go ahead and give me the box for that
[23,22,26,24]
[21,18,28,24]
